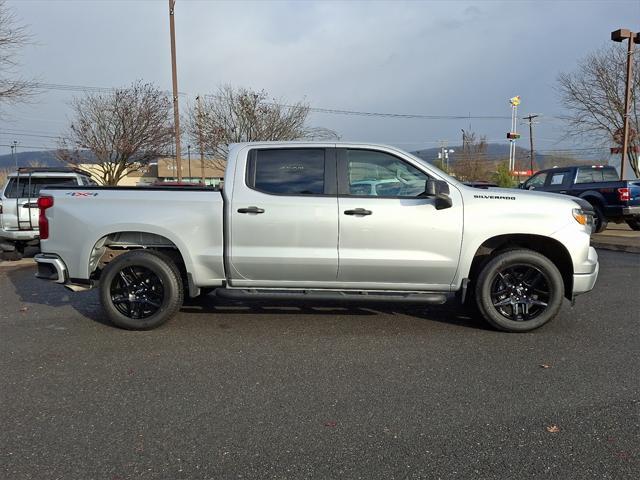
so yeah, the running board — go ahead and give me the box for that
[215,288,449,304]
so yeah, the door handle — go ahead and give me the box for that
[344,208,372,216]
[237,206,265,214]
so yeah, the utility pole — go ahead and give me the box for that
[611,29,639,180]
[168,0,182,182]
[522,114,539,174]
[12,140,18,168]
[187,144,191,180]
[196,95,206,184]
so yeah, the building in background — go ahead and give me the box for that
[78,158,225,186]
[156,158,225,186]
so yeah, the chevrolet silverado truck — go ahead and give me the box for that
[520,165,640,232]
[34,142,599,332]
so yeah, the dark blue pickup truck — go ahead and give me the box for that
[520,165,640,232]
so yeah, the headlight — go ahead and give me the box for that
[573,208,594,231]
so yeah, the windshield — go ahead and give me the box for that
[3,177,78,199]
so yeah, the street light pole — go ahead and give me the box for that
[611,28,639,180]
[168,0,182,182]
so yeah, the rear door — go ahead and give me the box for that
[336,148,463,289]
[227,147,339,287]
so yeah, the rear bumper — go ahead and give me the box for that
[572,247,599,296]
[34,253,67,284]
[622,206,640,216]
[0,228,39,241]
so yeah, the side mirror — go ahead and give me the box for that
[518,182,525,189]
[425,179,453,210]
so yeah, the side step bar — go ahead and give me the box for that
[215,288,449,305]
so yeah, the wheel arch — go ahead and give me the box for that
[578,191,606,207]
[465,234,574,300]
[87,230,191,289]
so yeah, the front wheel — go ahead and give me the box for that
[99,250,184,330]
[475,249,564,332]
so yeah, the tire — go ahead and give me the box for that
[475,249,564,332]
[591,203,608,233]
[626,216,640,231]
[99,250,184,330]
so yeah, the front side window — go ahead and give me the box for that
[3,177,78,199]
[248,149,325,195]
[345,150,428,197]
[525,172,547,189]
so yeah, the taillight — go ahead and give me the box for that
[618,187,630,202]
[38,196,54,240]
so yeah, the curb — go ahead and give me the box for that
[0,258,36,268]
[591,241,640,254]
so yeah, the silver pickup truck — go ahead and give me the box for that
[34,142,599,332]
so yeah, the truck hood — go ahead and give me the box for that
[460,186,585,236]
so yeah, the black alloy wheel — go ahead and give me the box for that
[99,250,184,330]
[489,264,551,322]
[475,249,564,332]
[110,265,165,320]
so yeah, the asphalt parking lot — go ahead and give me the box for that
[1,250,639,479]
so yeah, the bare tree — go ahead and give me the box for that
[186,85,338,168]
[557,44,639,177]
[452,131,491,181]
[0,0,35,104]
[57,82,173,185]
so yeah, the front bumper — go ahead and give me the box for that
[572,246,599,296]
[34,253,68,284]
[0,228,39,241]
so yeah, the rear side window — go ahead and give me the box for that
[575,167,619,184]
[3,177,78,199]
[247,149,325,195]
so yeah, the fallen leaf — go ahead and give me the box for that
[539,364,551,369]
[546,425,560,433]
[324,421,337,427]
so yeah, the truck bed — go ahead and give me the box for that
[39,186,226,286]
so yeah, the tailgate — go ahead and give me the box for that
[628,180,640,206]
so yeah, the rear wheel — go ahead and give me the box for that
[475,249,564,332]
[99,250,183,330]
[591,203,608,233]
[626,216,640,231]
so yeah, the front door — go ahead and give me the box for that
[336,148,463,290]
[228,147,339,287]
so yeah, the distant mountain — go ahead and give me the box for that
[0,150,97,169]
[411,143,546,169]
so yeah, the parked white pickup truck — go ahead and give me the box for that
[34,142,599,332]
[0,167,95,257]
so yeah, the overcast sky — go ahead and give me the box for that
[1,0,638,158]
